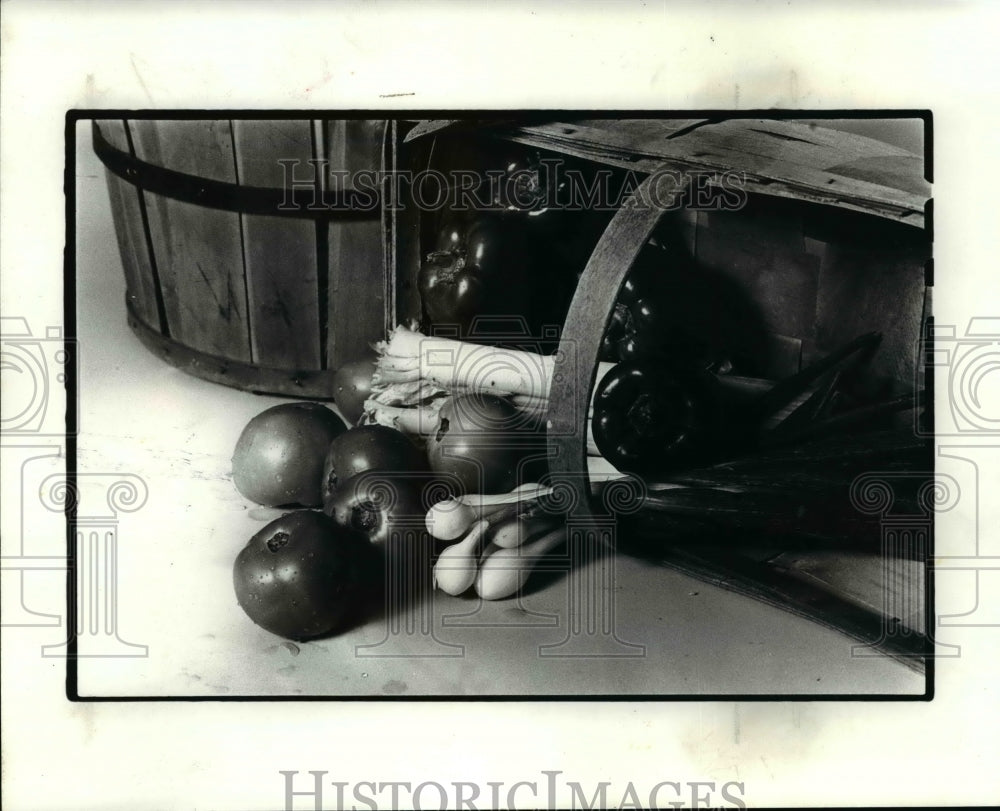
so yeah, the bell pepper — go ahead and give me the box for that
[598,244,745,372]
[591,362,722,475]
[418,215,532,339]
[598,247,681,364]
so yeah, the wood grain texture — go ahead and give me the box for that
[762,333,804,378]
[125,301,337,398]
[129,120,251,361]
[826,154,928,198]
[390,122,427,326]
[688,200,820,378]
[503,118,929,226]
[324,119,387,367]
[640,544,926,672]
[812,234,928,399]
[773,549,924,633]
[97,120,162,331]
[548,170,676,519]
[695,202,821,347]
[232,120,321,369]
[674,207,699,259]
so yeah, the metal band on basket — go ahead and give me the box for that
[546,168,688,528]
[91,120,381,221]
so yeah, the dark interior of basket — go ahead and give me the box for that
[408,129,929,402]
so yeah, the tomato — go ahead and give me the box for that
[232,402,347,507]
[426,394,544,494]
[331,356,376,425]
[325,471,429,545]
[232,510,374,640]
[321,425,427,504]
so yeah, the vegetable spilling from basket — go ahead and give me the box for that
[228,326,920,641]
[226,138,926,643]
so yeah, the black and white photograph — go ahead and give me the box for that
[71,113,933,699]
[3,3,999,810]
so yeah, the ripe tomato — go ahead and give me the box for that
[324,472,426,544]
[321,425,427,504]
[232,510,374,640]
[426,394,544,494]
[231,402,347,507]
[331,356,376,425]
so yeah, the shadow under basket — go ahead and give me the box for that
[95,118,393,398]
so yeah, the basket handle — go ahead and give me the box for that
[91,120,381,221]
[546,168,688,519]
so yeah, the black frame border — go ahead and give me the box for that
[64,108,935,704]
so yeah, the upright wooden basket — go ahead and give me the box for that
[95,118,393,397]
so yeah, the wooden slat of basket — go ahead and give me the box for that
[527,117,710,142]
[548,170,674,511]
[324,120,388,368]
[645,544,927,673]
[774,549,925,634]
[824,154,928,198]
[502,119,928,226]
[697,118,914,170]
[98,120,162,332]
[813,237,928,398]
[386,121,424,326]
[232,120,322,370]
[129,120,252,362]
[620,427,931,672]
[693,203,823,363]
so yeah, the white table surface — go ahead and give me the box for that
[72,126,924,698]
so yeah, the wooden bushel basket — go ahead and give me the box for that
[391,118,933,668]
[95,118,392,397]
[391,118,931,510]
